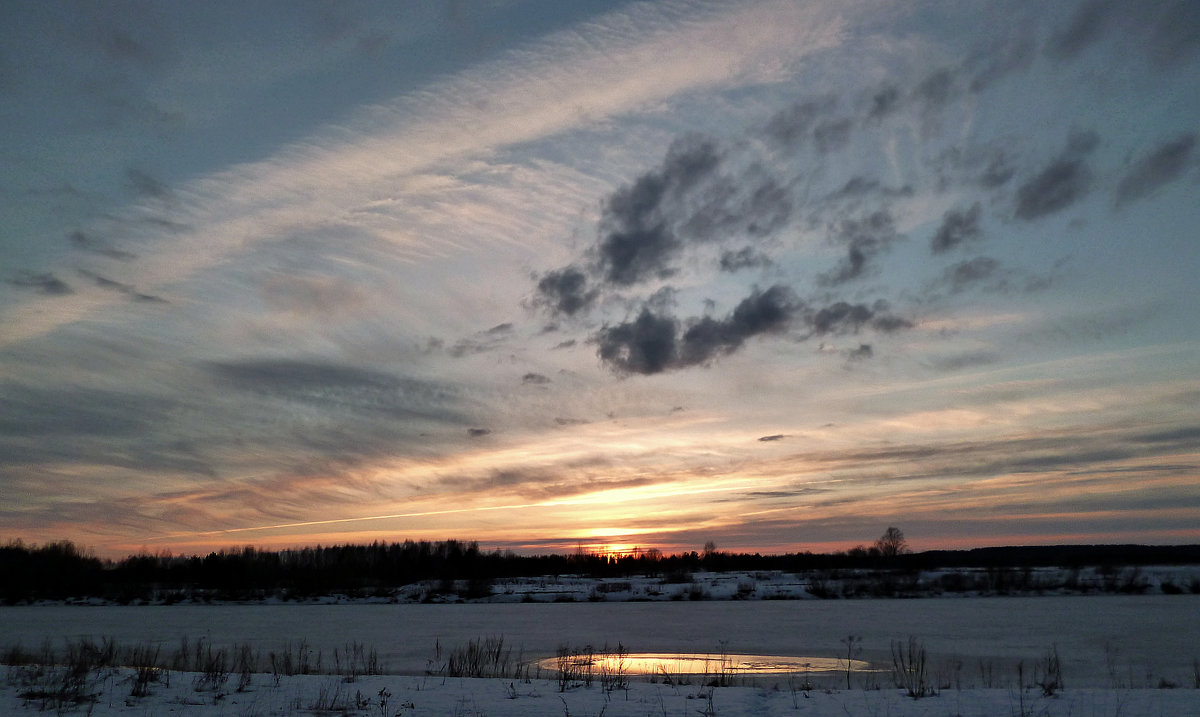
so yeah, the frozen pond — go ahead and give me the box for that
[535,651,871,676]
[2,595,1197,687]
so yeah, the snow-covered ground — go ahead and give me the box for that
[5,667,1200,716]
[4,573,1200,714]
[5,594,1198,685]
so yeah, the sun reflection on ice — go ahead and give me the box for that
[537,652,875,676]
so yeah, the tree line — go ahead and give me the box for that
[2,535,1199,604]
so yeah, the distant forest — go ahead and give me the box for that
[4,538,1200,604]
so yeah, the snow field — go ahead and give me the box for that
[5,667,1200,716]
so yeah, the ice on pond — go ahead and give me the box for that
[536,652,874,675]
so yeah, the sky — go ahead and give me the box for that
[2,0,1199,560]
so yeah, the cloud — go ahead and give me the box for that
[125,168,172,199]
[764,95,838,146]
[467,428,491,438]
[1014,159,1092,220]
[77,269,168,303]
[594,133,721,286]
[67,230,136,260]
[930,202,983,253]
[595,284,803,375]
[678,284,801,366]
[7,272,73,296]
[808,300,910,335]
[926,351,999,373]
[260,274,366,316]
[0,381,214,477]
[449,323,515,357]
[522,372,551,385]
[758,434,786,442]
[534,266,597,316]
[845,344,873,360]
[536,128,795,316]
[595,307,680,376]
[913,68,958,110]
[1013,130,1099,220]
[5,0,849,349]
[1114,133,1196,207]
[1045,0,1116,61]
[866,84,901,121]
[719,246,773,272]
[939,257,1003,293]
[966,24,1037,91]
[819,209,899,285]
[678,172,792,242]
[1046,1,1200,67]
[205,359,462,423]
[979,154,1015,188]
[812,117,854,153]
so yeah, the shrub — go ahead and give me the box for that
[890,636,931,699]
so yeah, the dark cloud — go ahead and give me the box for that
[1047,1,1200,66]
[534,265,597,316]
[914,68,958,109]
[537,132,797,316]
[866,84,901,121]
[68,230,136,260]
[448,323,514,357]
[7,271,73,295]
[1066,128,1100,156]
[678,172,792,241]
[829,177,880,199]
[846,344,873,360]
[1144,2,1200,66]
[678,285,800,367]
[764,96,837,146]
[808,300,910,335]
[979,154,1015,188]
[79,269,129,292]
[77,269,167,303]
[1014,158,1092,220]
[0,382,156,439]
[719,246,773,272]
[125,168,171,199]
[594,134,720,285]
[0,381,214,477]
[809,301,873,334]
[812,117,853,153]
[1114,133,1196,207]
[205,359,462,423]
[595,285,802,375]
[1046,0,1116,60]
[467,428,491,438]
[927,351,999,372]
[930,202,983,253]
[594,308,679,375]
[522,372,550,385]
[1013,131,1099,220]
[819,209,899,285]
[941,256,1003,293]
[967,25,1037,91]
[758,434,786,442]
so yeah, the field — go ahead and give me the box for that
[3,578,1200,715]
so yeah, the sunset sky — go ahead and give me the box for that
[2,0,1198,559]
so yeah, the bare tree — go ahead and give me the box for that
[875,527,908,558]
